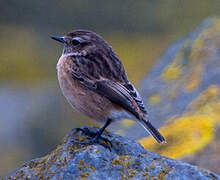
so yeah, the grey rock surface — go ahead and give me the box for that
[119,17,220,175]
[122,17,220,140]
[5,127,220,180]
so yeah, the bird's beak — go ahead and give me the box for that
[51,36,65,43]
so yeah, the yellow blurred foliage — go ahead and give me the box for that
[0,25,46,84]
[0,26,174,87]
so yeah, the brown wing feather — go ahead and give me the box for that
[95,80,140,119]
[71,69,140,119]
[69,55,143,119]
[69,56,166,143]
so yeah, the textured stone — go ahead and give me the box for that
[5,127,220,180]
[118,18,220,171]
[122,17,220,140]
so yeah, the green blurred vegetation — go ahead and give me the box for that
[0,0,220,85]
[0,0,220,177]
[0,26,171,85]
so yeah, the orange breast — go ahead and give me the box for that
[56,55,121,122]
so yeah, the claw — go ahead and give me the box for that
[72,127,113,150]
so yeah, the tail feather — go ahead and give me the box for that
[140,119,166,144]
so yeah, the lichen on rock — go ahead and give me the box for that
[5,127,220,180]
[117,18,220,164]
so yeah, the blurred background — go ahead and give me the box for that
[1,0,220,176]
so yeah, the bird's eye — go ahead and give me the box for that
[72,37,81,46]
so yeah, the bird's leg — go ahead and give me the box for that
[72,119,113,149]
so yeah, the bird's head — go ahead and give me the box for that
[51,30,112,56]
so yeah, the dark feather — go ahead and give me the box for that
[95,80,140,119]
[139,120,166,144]
[124,82,148,115]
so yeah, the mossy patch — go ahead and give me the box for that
[138,115,214,159]
[79,172,90,179]
[77,160,96,173]
[161,61,182,82]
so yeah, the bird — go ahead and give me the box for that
[51,30,166,147]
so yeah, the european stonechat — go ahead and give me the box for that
[51,30,165,146]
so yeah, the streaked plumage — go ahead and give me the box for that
[52,30,165,144]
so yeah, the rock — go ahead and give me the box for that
[118,17,220,172]
[123,17,220,140]
[139,17,220,129]
[5,127,220,180]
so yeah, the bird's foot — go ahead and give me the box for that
[72,127,113,150]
